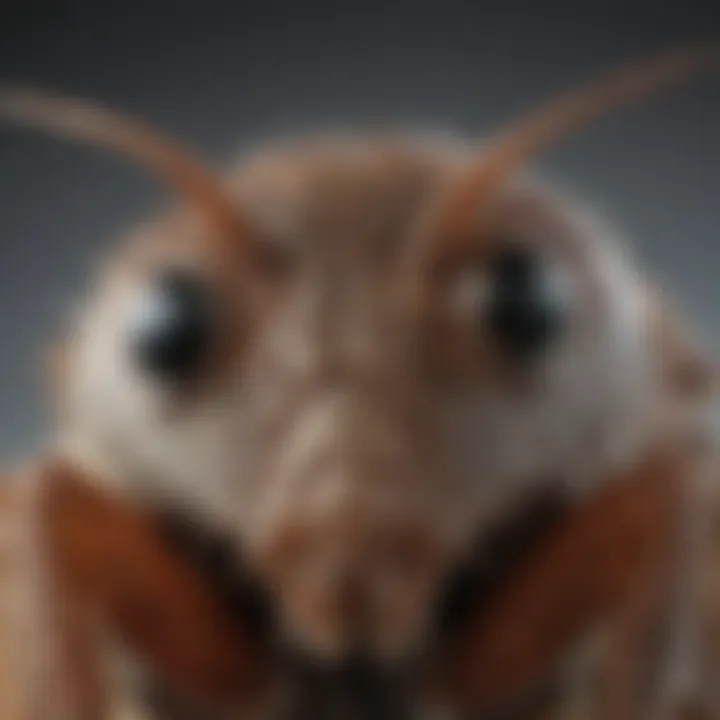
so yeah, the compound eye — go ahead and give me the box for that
[127,270,213,383]
[483,246,568,360]
[450,246,571,362]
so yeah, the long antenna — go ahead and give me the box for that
[431,44,718,245]
[0,87,247,252]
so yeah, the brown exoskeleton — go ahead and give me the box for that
[0,46,717,719]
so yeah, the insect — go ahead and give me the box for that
[0,46,717,719]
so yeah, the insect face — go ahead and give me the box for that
[3,46,711,668]
[53,140,663,663]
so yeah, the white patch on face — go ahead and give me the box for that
[56,270,251,531]
[441,198,659,537]
[123,281,181,352]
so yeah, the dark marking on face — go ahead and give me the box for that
[152,505,273,639]
[437,484,569,636]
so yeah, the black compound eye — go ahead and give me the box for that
[484,247,567,360]
[128,271,212,382]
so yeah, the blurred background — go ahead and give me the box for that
[0,0,718,457]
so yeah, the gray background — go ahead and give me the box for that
[0,0,718,457]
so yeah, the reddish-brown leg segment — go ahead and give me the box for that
[429,442,700,719]
[32,458,275,717]
[0,472,108,720]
